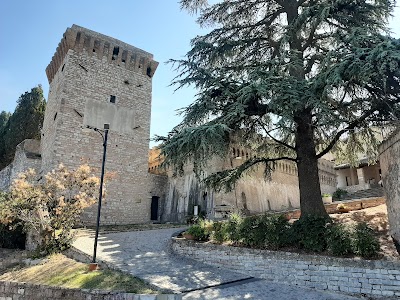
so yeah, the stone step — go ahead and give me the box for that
[341,187,384,201]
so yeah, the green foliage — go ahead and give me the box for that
[0,111,10,130]
[205,213,381,259]
[0,191,26,249]
[211,221,228,243]
[262,215,293,249]
[326,224,353,256]
[0,86,46,170]
[0,164,102,254]
[292,215,331,252]
[239,214,292,250]
[226,212,243,243]
[238,216,263,247]
[353,223,380,259]
[186,224,209,241]
[332,189,348,201]
[160,0,400,217]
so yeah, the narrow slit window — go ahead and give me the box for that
[121,50,127,63]
[112,46,119,60]
[61,64,65,72]
[110,95,116,103]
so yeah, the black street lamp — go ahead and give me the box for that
[85,123,109,270]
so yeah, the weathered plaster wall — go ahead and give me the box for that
[161,156,337,222]
[379,128,400,245]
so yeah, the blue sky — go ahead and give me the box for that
[1,1,399,146]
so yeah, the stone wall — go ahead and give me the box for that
[172,238,400,298]
[0,281,181,300]
[379,128,400,246]
[0,139,41,191]
[0,165,12,191]
[283,197,385,219]
[161,156,337,222]
[41,25,158,225]
[0,250,29,272]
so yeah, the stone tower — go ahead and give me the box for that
[42,25,158,225]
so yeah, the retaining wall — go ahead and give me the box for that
[284,197,385,219]
[0,250,29,272]
[171,238,400,298]
[0,281,181,300]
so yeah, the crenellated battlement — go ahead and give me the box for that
[45,24,158,83]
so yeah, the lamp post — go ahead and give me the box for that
[86,123,109,270]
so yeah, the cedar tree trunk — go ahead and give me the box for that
[295,111,329,218]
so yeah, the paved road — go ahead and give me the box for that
[73,228,364,300]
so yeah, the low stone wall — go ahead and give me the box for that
[0,281,181,300]
[0,250,29,271]
[284,197,385,219]
[171,238,400,298]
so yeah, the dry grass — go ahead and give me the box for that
[330,204,398,260]
[0,254,157,293]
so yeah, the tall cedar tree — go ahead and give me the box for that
[160,0,400,217]
[0,86,46,170]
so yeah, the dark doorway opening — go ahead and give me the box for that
[151,196,159,221]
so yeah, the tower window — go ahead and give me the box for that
[110,95,116,103]
[112,46,119,60]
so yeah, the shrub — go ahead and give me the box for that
[292,215,331,252]
[211,221,228,243]
[263,214,292,250]
[352,222,380,259]
[0,164,105,254]
[236,214,292,249]
[239,216,263,247]
[326,223,353,256]
[226,212,243,243]
[332,189,348,201]
[186,224,209,241]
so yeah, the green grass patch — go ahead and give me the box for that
[0,254,157,294]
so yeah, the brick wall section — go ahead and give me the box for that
[0,281,181,300]
[172,238,400,298]
[379,128,400,246]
